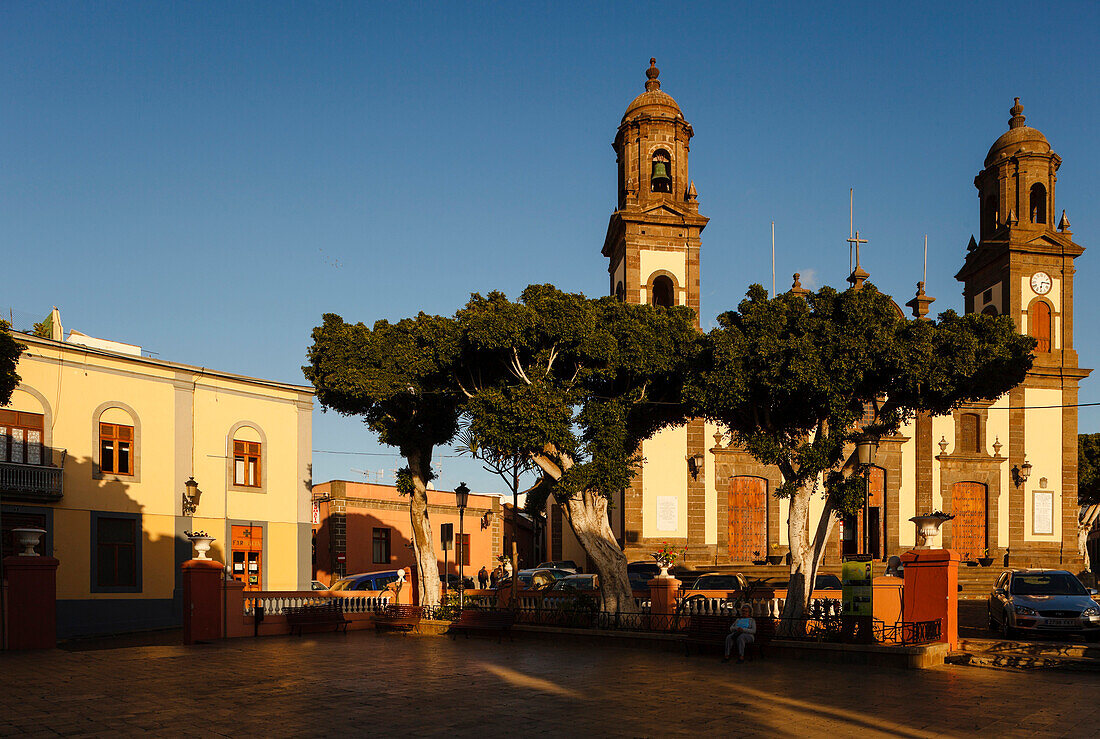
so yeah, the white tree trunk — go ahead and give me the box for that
[561,491,634,613]
[779,482,837,634]
[407,452,442,607]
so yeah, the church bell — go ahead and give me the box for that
[651,161,671,192]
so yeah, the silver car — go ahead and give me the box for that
[988,569,1100,641]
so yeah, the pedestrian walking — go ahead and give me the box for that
[478,565,489,589]
[489,566,500,589]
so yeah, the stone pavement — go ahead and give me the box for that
[3,631,1100,737]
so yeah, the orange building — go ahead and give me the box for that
[311,480,503,589]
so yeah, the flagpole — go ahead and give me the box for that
[849,188,854,273]
[771,221,776,297]
[923,234,928,285]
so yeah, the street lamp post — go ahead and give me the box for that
[454,482,470,612]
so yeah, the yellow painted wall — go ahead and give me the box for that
[1023,387,1063,542]
[988,395,1011,547]
[641,424,688,539]
[704,421,721,546]
[639,250,688,306]
[898,418,916,547]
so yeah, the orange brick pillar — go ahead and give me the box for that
[182,559,224,644]
[900,548,959,649]
[3,555,59,650]
[648,577,680,630]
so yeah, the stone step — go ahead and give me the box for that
[947,651,1100,672]
[958,637,1100,658]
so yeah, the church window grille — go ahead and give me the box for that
[959,413,981,454]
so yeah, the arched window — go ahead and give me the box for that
[227,422,268,492]
[650,150,671,193]
[1030,183,1047,224]
[983,195,997,237]
[981,305,999,316]
[1029,300,1052,352]
[93,402,141,481]
[651,275,674,307]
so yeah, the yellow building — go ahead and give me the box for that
[0,311,314,637]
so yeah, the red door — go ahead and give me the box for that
[952,482,987,560]
[728,477,767,562]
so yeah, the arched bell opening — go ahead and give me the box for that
[650,149,671,193]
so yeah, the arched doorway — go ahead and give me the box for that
[728,476,767,562]
[952,482,987,560]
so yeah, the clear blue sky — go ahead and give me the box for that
[4,2,1099,496]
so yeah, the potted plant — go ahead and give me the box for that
[766,543,784,566]
[977,548,994,567]
[185,530,216,560]
[751,550,767,566]
[651,542,685,578]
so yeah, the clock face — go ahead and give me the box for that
[1031,271,1052,295]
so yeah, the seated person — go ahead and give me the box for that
[723,604,757,663]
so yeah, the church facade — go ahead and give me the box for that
[548,60,1089,571]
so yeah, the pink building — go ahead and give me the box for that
[311,480,503,592]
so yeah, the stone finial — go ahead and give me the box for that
[906,281,935,320]
[847,264,870,291]
[1058,209,1072,233]
[993,436,1003,457]
[645,58,661,91]
[789,272,810,298]
[686,180,697,201]
[713,431,725,447]
[1009,97,1026,129]
[967,235,978,252]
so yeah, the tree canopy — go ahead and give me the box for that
[0,320,25,407]
[455,284,701,609]
[689,282,1035,618]
[1079,433,1100,506]
[304,311,464,606]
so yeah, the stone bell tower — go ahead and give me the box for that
[955,98,1089,567]
[602,58,708,323]
[601,59,712,564]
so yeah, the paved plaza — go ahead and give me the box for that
[3,632,1100,737]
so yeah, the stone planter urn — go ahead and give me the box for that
[11,527,46,556]
[909,512,954,549]
[187,534,216,560]
[656,562,673,579]
[766,554,783,565]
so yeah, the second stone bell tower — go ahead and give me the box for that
[602,58,708,324]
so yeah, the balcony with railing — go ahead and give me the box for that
[0,446,65,502]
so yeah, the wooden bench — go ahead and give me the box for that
[685,615,775,660]
[448,609,515,642]
[373,604,424,634]
[284,600,350,636]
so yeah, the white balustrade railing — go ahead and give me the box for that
[243,591,391,616]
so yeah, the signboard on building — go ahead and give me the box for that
[655,496,678,532]
[1033,490,1054,535]
[311,501,320,525]
[441,523,454,551]
[841,559,873,618]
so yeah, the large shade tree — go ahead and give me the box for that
[456,285,701,612]
[305,313,462,607]
[0,320,25,407]
[690,283,1035,624]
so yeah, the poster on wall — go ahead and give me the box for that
[1033,490,1054,535]
[655,496,678,532]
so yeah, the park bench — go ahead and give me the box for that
[284,600,350,636]
[448,609,515,642]
[373,604,424,634]
[684,614,775,660]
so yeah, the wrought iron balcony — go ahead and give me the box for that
[0,446,65,502]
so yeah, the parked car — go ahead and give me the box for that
[549,574,600,591]
[310,580,329,591]
[329,569,405,592]
[499,568,570,590]
[988,569,1100,640]
[767,574,843,592]
[440,573,476,590]
[536,560,579,573]
[685,573,749,592]
[627,561,660,590]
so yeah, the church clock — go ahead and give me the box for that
[1030,271,1052,295]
